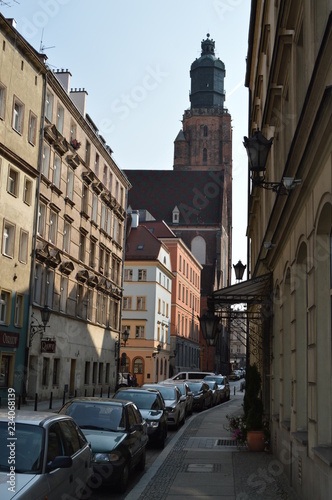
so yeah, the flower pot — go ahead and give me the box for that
[246,430,265,452]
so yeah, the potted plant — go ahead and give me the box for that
[243,363,266,451]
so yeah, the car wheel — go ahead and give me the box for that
[118,463,129,493]
[136,449,146,472]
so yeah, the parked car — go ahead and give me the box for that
[166,371,214,381]
[229,370,241,381]
[142,383,186,429]
[185,381,213,411]
[160,380,193,416]
[0,410,92,500]
[112,387,168,448]
[204,380,222,405]
[204,375,230,401]
[59,397,148,493]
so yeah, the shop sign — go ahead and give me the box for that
[0,331,19,348]
[41,340,56,353]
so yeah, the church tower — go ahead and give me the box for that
[173,34,232,173]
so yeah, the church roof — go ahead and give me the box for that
[124,170,224,226]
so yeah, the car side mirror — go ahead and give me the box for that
[130,423,144,432]
[47,456,72,472]
[179,395,186,402]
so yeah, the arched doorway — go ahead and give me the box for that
[133,357,144,387]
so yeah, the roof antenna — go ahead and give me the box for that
[40,29,55,53]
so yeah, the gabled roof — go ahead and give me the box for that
[142,220,176,238]
[124,170,224,225]
[125,225,164,261]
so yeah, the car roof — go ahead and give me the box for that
[0,410,74,426]
[116,387,159,394]
[62,397,130,408]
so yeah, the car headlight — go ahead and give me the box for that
[92,452,120,463]
[146,420,159,428]
[167,407,176,413]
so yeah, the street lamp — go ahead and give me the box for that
[233,260,246,281]
[121,329,129,346]
[30,305,51,346]
[198,309,220,347]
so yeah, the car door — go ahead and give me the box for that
[59,419,92,496]
[45,422,76,497]
[126,404,144,466]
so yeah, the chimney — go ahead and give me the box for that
[131,210,139,228]
[54,69,72,93]
[70,88,88,116]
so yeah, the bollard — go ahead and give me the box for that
[62,391,66,406]
[49,392,53,409]
[18,395,21,410]
[74,389,77,398]
[92,388,95,397]
[84,388,87,397]
[108,387,110,398]
[234,386,236,396]
[100,387,103,397]
[34,393,38,411]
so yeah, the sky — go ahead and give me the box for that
[1,0,251,283]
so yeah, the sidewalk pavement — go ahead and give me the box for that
[17,393,301,499]
[125,392,301,500]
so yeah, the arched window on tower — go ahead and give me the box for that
[191,236,206,265]
[203,126,208,137]
[219,141,223,164]
[203,148,207,163]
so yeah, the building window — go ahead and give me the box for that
[79,232,86,262]
[85,141,91,166]
[60,276,68,313]
[137,296,146,310]
[0,290,10,324]
[95,154,100,178]
[108,171,113,192]
[203,148,207,163]
[135,326,145,338]
[82,184,89,215]
[89,239,96,268]
[100,204,106,231]
[28,111,37,145]
[0,354,13,388]
[49,210,58,244]
[70,121,77,143]
[99,246,104,273]
[23,177,32,205]
[104,252,110,278]
[53,154,61,189]
[45,90,53,121]
[12,96,24,134]
[105,363,110,383]
[19,229,28,263]
[123,297,132,310]
[52,358,60,385]
[42,357,50,386]
[2,220,15,258]
[203,125,208,137]
[98,363,103,384]
[92,362,97,384]
[63,221,71,253]
[138,269,147,281]
[107,209,112,235]
[77,284,87,319]
[91,193,98,223]
[0,83,6,119]
[103,165,107,185]
[124,269,133,281]
[42,142,50,178]
[66,167,74,201]
[45,268,54,308]
[84,362,90,384]
[87,288,93,321]
[56,104,64,134]
[7,166,19,197]
[38,202,46,237]
[158,298,161,314]
[34,264,43,305]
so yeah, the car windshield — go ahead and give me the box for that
[155,386,176,400]
[64,403,125,431]
[115,392,159,410]
[205,381,216,389]
[187,382,203,392]
[0,422,44,474]
[205,376,225,385]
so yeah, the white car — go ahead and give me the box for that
[0,410,92,500]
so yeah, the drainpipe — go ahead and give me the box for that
[23,70,48,401]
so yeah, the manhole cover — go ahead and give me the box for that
[186,464,214,473]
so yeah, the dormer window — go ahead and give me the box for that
[172,205,180,224]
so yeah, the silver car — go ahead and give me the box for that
[142,383,186,429]
[0,410,92,500]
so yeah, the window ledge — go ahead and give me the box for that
[312,446,332,467]
[291,431,308,446]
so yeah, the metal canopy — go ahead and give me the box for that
[212,273,272,306]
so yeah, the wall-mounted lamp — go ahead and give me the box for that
[30,305,51,346]
[233,260,246,281]
[243,130,302,194]
[198,309,220,347]
[152,344,162,357]
[121,329,130,347]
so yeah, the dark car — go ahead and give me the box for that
[185,381,213,411]
[204,380,222,405]
[59,397,148,493]
[0,410,92,500]
[113,387,168,448]
[142,383,186,429]
[204,375,231,402]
